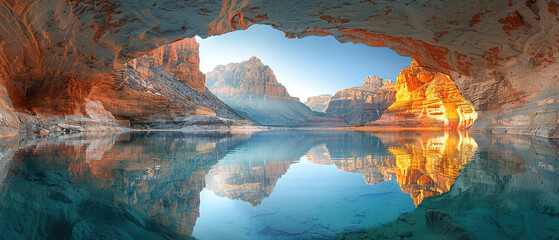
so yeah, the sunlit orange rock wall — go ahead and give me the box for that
[376,61,477,129]
[89,37,243,126]
[1,0,558,135]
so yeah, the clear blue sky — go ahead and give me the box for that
[197,25,412,102]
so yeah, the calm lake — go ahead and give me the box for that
[0,130,558,239]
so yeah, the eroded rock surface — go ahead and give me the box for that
[374,61,477,129]
[91,39,245,128]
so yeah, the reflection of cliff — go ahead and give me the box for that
[306,131,477,205]
[341,134,559,240]
[307,140,396,185]
[206,161,293,207]
[0,132,250,239]
[205,131,325,206]
[388,131,477,206]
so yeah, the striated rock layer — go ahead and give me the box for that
[374,61,477,129]
[127,38,206,92]
[206,57,316,126]
[1,35,244,133]
[325,76,396,125]
[0,1,558,136]
[91,38,244,128]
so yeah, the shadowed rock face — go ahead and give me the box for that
[0,85,19,138]
[126,38,206,93]
[374,61,477,129]
[325,76,396,125]
[90,38,244,127]
[0,0,558,135]
[206,57,316,126]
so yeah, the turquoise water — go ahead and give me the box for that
[0,130,558,239]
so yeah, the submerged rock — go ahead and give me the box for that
[425,210,472,240]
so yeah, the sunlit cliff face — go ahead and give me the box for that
[376,61,477,129]
[307,131,477,205]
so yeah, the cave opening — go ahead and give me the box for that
[190,25,478,129]
[2,1,559,239]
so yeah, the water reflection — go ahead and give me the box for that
[0,130,557,239]
[306,131,477,205]
[0,132,252,239]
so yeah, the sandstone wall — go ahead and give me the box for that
[375,61,477,129]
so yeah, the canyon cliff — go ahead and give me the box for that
[0,1,558,136]
[374,61,477,129]
[206,57,316,126]
[91,38,245,129]
[325,76,396,125]
[0,36,245,135]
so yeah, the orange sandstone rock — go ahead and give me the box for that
[375,61,477,129]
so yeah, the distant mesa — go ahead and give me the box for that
[206,56,316,126]
[305,94,333,112]
[304,75,396,125]
[206,56,299,101]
